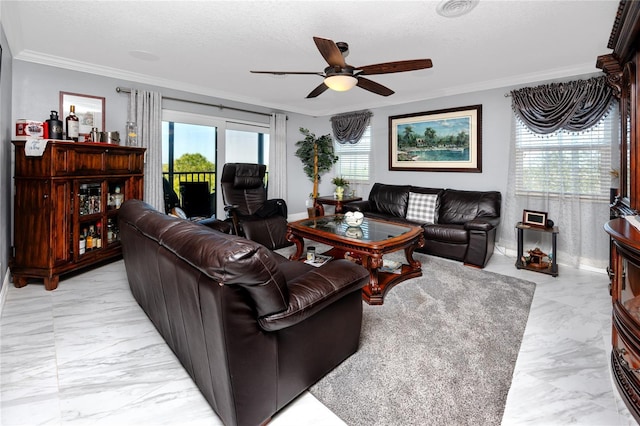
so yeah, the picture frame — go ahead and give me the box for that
[59,92,105,140]
[389,104,482,172]
[522,209,548,228]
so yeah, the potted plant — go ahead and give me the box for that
[331,176,349,200]
[295,128,339,202]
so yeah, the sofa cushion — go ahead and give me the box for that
[406,192,438,224]
[439,189,501,225]
[369,183,410,218]
[423,223,468,244]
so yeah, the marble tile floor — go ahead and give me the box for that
[0,252,636,426]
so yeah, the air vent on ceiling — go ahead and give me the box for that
[436,0,479,18]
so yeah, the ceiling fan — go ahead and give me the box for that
[250,36,433,99]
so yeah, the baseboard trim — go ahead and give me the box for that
[494,245,607,275]
[0,268,9,318]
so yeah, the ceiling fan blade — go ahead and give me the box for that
[357,59,433,75]
[250,70,324,76]
[313,37,346,68]
[356,77,395,96]
[306,82,329,98]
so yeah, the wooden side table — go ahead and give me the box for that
[314,195,363,215]
[515,222,559,276]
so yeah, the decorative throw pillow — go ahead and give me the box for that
[405,192,438,224]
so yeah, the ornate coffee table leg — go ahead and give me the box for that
[405,235,425,268]
[361,236,424,305]
[361,254,385,306]
[286,229,304,260]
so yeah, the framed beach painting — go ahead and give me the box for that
[389,105,482,172]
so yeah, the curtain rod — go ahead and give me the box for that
[115,86,273,118]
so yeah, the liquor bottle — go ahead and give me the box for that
[113,186,124,209]
[126,121,137,146]
[47,111,63,140]
[113,222,120,241]
[66,105,79,141]
[95,222,102,249]
[79,233,86,255]
[107,218,114,243]
[86,225,94,251]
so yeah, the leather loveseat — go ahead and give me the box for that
[344,183,501,268]
[119,199,369,426]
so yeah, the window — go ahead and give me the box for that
[334,126,371,182]
[162,111,272,217]
[162,117,217,217]
[514,110,615,201]
[225,122,270,166]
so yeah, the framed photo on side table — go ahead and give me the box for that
[60,92,105,140]
[389,104,482,172]
[522,209,548,228]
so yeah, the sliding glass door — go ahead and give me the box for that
[162,112,217,218]
[162,112,271,218]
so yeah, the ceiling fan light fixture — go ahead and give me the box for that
[324,75,358,91]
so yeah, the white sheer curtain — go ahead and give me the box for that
[128,89,163,212]
[498,112,617,270]
[268,113,287,200]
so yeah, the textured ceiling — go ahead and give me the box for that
[1,0,620,117]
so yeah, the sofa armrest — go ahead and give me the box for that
[197,217,232,234]
[342,200,372,213]
[258,259,369,331]
[464,217,500,232]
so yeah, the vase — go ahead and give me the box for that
[336,186,344,200]
[306,197,316,218]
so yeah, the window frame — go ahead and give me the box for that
[513,110,616,202]
[334,126,372,183]
[161,110,271,217]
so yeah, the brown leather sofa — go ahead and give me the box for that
[344,183,501,268]
[119,199,369,426]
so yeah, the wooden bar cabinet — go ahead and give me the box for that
[10,140,145,290]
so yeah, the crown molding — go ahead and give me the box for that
[14,50,298,114]
[13,50,603,118]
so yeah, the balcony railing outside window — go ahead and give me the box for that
[163,171,216,217]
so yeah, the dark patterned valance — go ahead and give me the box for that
[330,110,373,144]
[510,76,614,134]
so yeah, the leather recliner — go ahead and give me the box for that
[220,163,292,250]
[119,199,369,426]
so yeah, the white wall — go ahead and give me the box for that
[11,61,276,219]
[284,79,574,215]
[9,60,602,256]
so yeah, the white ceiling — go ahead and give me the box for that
[1,0,620,117]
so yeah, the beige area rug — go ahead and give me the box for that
[278,247,536,426]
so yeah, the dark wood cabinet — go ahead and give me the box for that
[10,140,145,290]
[599,1,640,422]
[605,218,640,423]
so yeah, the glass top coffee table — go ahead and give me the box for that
[286,215,425,305]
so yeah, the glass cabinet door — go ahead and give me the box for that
[78,182,102,216]
[621,258,640,323]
